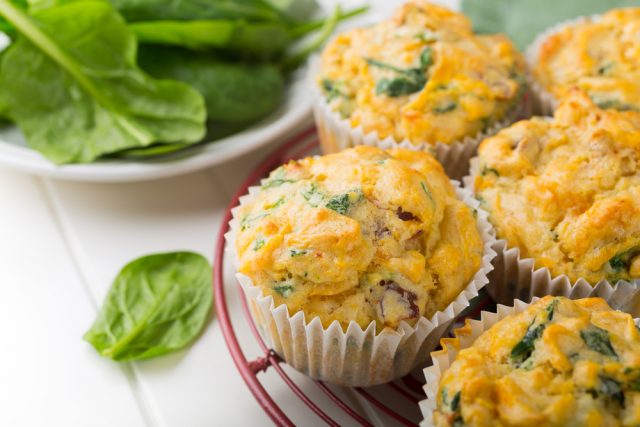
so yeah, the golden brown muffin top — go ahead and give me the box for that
[475,91,640,283]
[235,146,483,330]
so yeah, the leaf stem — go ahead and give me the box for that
[289,5,368,38]
[282,4,341,72]
[0,0,152,143]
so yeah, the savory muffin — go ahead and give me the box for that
[234,146,483,330]
[317,0,526,146]
[532,8,640,111]
[433,296,640,427]
[474,91,640,284]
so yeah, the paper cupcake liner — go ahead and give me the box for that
[525,15,596,116]
[419,298,640,426]
[226,178,497,386]
[309,57,531,181]
[464,158,640,315]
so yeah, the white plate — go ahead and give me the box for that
[0,68,311,182]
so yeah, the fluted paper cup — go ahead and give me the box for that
[226,178,497,386]
[419,297,640,426]
[465,158,640,315]
[310,57,531,181]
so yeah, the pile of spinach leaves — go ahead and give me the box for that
[0,0,365,164]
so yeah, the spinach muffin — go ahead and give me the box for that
[473,91,640,284]
[316,0,526,147]
[433,296,640,427]
[234,146,484,330]
[531,8,640,112]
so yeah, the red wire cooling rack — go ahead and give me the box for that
[213,127,493,426]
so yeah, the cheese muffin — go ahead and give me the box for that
[433,296,640,427]
[532,8,640,111]
[234,146,483,330]
[317,0,526,146]
[474,91,640,284]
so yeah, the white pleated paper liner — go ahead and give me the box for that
[226,179,497,387]
[464,157,640,316]
[419,298,640,426]
[309,57,531,181]
[525,15,595,116]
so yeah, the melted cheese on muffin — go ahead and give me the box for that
[475,91,640,283]
[534,8,640,111]
[317,0,526,146]
[235,146,483,330]
[434,296,640,427]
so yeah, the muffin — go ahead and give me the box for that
[529,8,640,114]
[313,1,527,177]
[230,146,495,385]
[472,90,640,287]
[427,296,640,427]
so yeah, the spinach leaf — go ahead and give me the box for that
[433,101,457,114]
[481,165,500,177]
[0,0,25,37]
[253,238,265,251]
[0,0,206,164]
[450,391,461,412]
[130,20,291,57]
[462,0,640,50]
[301,182,324,207]
[367,47,432,97]
[321,78,345,102]
[261,167,296,189]
[325,193,350,215]
[273,282,294,297]
[131,5,364,61]
[110,142,196,159]
[84,252,213,362]
[510,322,546,365]
[545,298,559,321]
[138,46,284,124]
[607,246,640,275]
[599,375,625,407]
[110,0,281,22]
[265,0,318,22]
[581,326,618,359]
[610,254,627,272]
[419,47,433,69]
[376,76,425,97]
[594,98,638,112]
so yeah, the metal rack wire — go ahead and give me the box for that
[213,127,493,426]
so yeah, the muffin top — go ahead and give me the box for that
[234,146,483,330]
[534,8,640,111]
[317,0,526,146]
[474,91,640,284]
[434,296,640,427]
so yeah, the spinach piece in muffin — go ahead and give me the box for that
[366,47,433,97]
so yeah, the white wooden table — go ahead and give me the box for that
[0,1,460,425]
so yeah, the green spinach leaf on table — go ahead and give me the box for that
[462,0,640,50]
[84,252,213,362]
[0,0,206,164]
[138,45,284,123]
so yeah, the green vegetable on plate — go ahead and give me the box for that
[0,0,366,164]
[0,0,207,164]
[84,252,213,362]
[137,46,284,124]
